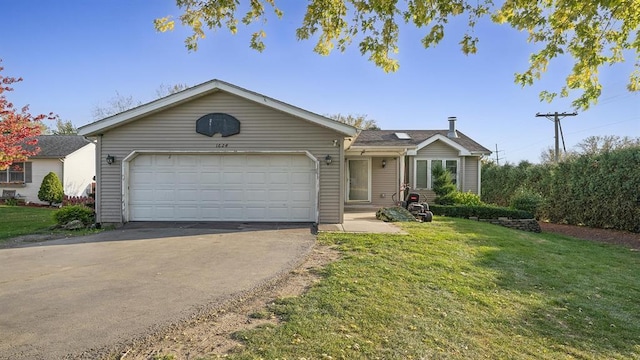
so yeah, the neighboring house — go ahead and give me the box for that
[0,135,96,204]
[344,117,492,208]
[78,80,489,226]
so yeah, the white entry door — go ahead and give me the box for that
[347,159,370,201]
[128,154,316,222]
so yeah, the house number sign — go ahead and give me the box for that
[196,113,241,138]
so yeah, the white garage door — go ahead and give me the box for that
[128,154,316,222]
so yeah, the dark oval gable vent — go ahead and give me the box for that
[196,113,241,137]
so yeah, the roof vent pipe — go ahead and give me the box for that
[447,116,459,138]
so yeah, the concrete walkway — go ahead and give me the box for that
[319,211,406,234]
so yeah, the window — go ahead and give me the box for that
[1,162,31,183]
[444,160,458,185]
[414,159,458,189]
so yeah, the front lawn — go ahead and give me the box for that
[224,217,640,359]
[0,205,58,242]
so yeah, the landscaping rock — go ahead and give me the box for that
[479,218,541,233]
[62,220,85,230]
[376,207,417,222]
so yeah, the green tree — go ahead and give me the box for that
[329,113,380,129]
[155,1,639,110]
[52,119,77,135]
[38,172,64,206]
[431,162,456,204]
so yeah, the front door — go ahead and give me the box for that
[347,159,370,201]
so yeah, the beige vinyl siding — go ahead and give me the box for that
[462,156,479,194]
[416,140,460,157]
[97,91,343,224]
[371,157,397,207]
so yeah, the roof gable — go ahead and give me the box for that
[78,80,357,137]
[408,134,471,155]
[28,135,92,158]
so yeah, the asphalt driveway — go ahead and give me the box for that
[0,223,315,360]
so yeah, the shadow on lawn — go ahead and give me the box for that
[448,218,640,358]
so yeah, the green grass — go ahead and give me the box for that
[212,217,640,359]
[0,205,58,241]
[0,205,101,243]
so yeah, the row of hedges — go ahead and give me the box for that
[430,204,533,220]
[482,146,640,232]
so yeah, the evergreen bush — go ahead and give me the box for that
[432,162,456,204]
[481,146,640,232]
[510,187,545,218]
[38,172,64,206]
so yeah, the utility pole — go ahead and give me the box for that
[536,111,578,163]
[494,144,504,165]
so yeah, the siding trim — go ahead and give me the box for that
[121,150,320,223]
[407,134,471,156]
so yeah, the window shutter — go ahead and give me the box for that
[25,162,32,183]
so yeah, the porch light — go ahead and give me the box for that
[325,154,332,166]
[106,154,115,165]
[382,159,387,168]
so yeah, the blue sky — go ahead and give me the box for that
[1,1,638,164]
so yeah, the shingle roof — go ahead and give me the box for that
[352,130,491,154]
[28,135,92,158]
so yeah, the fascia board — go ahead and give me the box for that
[414,134,471,156]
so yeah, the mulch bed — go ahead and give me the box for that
[540,222,640,251]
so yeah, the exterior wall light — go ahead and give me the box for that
[106,154,115,165]
[325,154,332,165]
[382,159,387,168]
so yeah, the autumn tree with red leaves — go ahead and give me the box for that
[0,59,57,170]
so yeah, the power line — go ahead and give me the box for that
[536,112,578,163]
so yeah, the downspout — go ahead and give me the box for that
[477,156,483,197]
[460,156,465,191]
[59,158,65,197]
[95,135,102,227]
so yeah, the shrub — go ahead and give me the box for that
[62,195,95,208]
[430,204,534,219]
[38,172,64,206]
[436,192,456,205]
[451,191,483,206]
[510,187,544,218]
[432,163,456,204]
[4,198,18,206]
[54,205,94,226]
